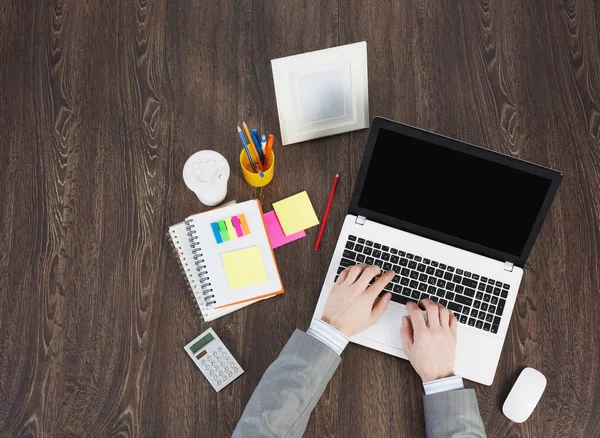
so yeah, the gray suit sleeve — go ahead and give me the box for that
[232,329,341,438]
[423,388,487,437]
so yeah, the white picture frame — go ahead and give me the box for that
[271,42,369,145]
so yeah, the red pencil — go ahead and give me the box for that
[314,173,339,251]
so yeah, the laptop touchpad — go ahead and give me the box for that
[356,301,409,349]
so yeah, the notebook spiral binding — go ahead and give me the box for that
[184,218,216,307]
[167,231,204,316]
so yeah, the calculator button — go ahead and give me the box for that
[218,346,223,351]
[216,380,221,385]
[233,368,239,372]
[227,372,232,377]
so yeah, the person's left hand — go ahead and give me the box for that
[321,264,395,337]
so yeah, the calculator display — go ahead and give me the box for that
[190,333,214,353]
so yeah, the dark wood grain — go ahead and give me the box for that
[1,1,599,436]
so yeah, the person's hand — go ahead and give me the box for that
[321,264,395,337]
[400,299,457,382]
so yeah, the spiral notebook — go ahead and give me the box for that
[168,221,258,321]
[168,200,284,321]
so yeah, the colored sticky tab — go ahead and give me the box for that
[225,218,237,240]
[218,220,230,241]
[221,247,268,290]
[211,222,223,244]
[264,210,306,249]
[238,214,251,235]
[272,191,320,236]
[231,216,245,237]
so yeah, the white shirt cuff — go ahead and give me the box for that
[423,375,464,395]
[306,318,349,355]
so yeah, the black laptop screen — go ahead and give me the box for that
[357,128,553,257]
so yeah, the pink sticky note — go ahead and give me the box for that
[264,210,306,249]
[231,215,245,237]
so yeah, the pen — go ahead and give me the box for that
[265,134,275,156]
[237,126,264,177]
[250,128,265,164]
[242,122,264,172]
[261,134,267,154]
[314,173,339,250]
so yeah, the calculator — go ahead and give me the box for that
[184,328,244,392]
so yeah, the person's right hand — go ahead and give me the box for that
[400,299,458,382]
[321,264,395,338]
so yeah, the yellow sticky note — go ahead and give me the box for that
[273,191,320,236]
[222,247,268,289]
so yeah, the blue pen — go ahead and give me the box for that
[237,126,264,177]
[250,129,265,164]
[261,134,267,154]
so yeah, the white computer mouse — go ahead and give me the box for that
[502,367,547,423]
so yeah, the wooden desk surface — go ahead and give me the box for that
[1,1,599,437]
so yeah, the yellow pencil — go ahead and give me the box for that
[242,121,264,172]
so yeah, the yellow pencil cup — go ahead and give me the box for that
[240,149,275,187]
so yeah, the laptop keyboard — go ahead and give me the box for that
[335,235,510,334]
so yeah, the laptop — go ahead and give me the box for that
[313,117,562,385]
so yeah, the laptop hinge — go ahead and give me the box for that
[503,261,514,272]
[355,215,366,225]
